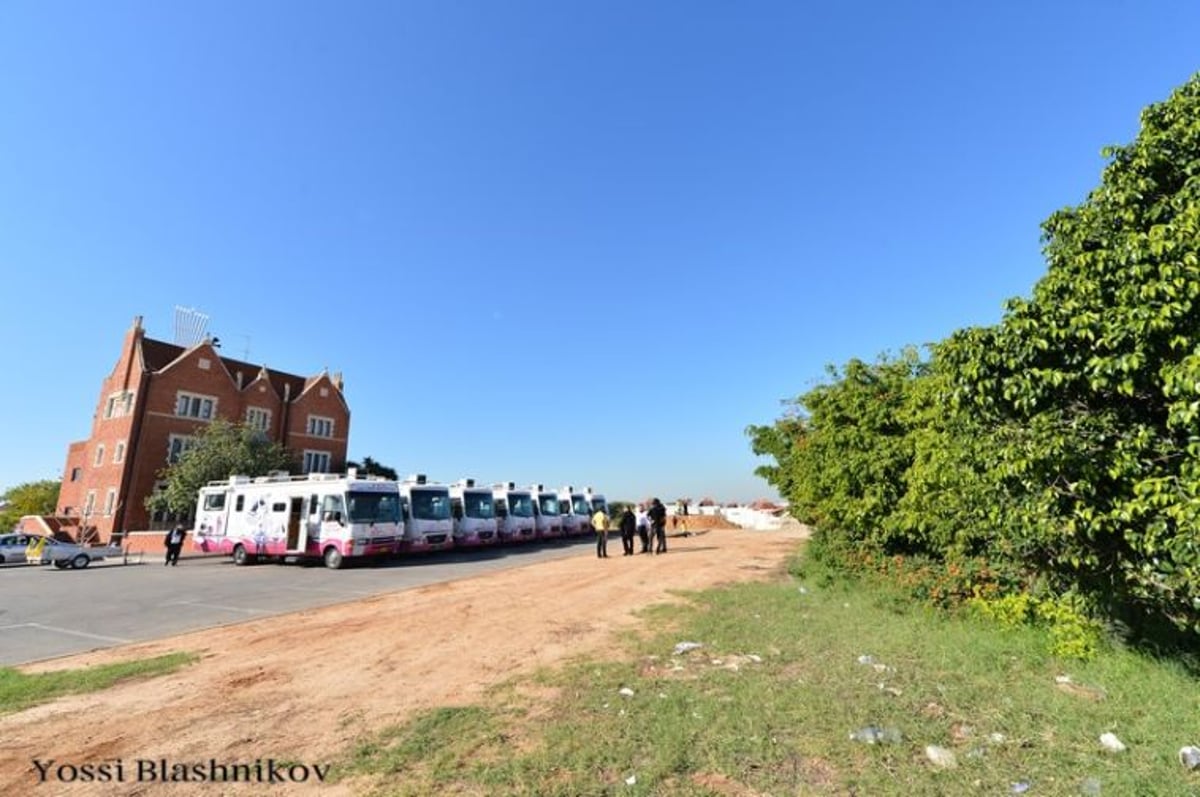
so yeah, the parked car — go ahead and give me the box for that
[0,532,43,564]
[25,536,119,569]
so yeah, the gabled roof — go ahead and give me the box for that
[292,370,351,414]
[138,336,317,402]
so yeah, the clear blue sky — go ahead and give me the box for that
[2,2,1197,505]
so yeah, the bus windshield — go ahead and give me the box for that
[572,496,590,515]
[411,489,452,521]
[538,495,559,515]
[464,491,494,519]
[508,494,535,518]
[347,491,401,524]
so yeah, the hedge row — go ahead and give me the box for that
[749,74,1200,641]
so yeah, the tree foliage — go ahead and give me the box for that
[748,348,926,547]
[0,480,61,530]
[750,73,1200,639]
[347,456,398,481]
[146,419,294,515]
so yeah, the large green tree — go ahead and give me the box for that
[146,419,293,515]
[939,74,1200,629]
[747,348,926,550]
[0,480,61,530]
[750,73,1200,636]
[346,455,398,480]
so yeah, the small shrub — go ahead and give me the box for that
[967,592,1036,628]
[1036,594,1105,660]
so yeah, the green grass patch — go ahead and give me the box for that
[343,548,1200,795]
[0,652,198,716]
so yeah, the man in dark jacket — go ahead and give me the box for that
[163,524,187,566]
[618,507,637,556]
[648,498,668,554]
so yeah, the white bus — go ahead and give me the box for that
[193,469,401,569]
[558,485,593,537]
[492,482,536,542]
[398,474,454,553]
[584,487,608,516]
[529,483,563,540]
[449,478,499,547]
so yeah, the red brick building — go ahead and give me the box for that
[55,316,350,542]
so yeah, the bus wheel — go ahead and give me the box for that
[232,545,251,566]
[323,546,343,570]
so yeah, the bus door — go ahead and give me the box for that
[286,496,307,551]
[306,493,321,546]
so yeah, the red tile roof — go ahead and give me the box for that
[140,337,311,400]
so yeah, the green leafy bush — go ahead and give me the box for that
[750,73,1200,651]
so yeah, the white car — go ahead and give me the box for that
[0,532,43,564]
[26,536,120,569]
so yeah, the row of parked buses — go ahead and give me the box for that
[192,470,608,569]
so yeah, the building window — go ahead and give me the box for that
[302,450,331,474]
[307,416,334,438]
[70,467,82,482]
[198,357,211,370]
[94,445,106,466]
[167,434,196,464]
[104,391,134,419]
[83,491,97,518]
[176,392,216,419]
[114,441,126,464]
[246,407,272,432]
[103,489,117,517]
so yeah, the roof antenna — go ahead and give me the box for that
[173,305,210,347]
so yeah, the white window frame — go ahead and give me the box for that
[167,434,196,464]
[113,440,126,464]
[175,391,216,420]
[83,491,97,518]
[246,407,272,432]
[94,444,106,466]
[103,489,117,517]
[302,450,332,474]
[307,415,334,438]
[104,391,133,419]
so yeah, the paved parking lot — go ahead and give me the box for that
[0,538,593,666]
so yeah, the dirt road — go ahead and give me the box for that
[1,521,808,795]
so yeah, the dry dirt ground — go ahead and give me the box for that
[1,519,809,795]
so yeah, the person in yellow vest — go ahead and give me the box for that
[591,507,610,559]
[26,534,48,565]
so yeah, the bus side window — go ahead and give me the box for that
[235,495,245,512]
[321,495,344,523]
[309,494,319,516]
[451,498,463,521]
[496,499,508,518]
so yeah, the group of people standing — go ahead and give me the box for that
[591,498,668,558]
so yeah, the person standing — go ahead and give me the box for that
[618,506,636,556]
[649,498,668,554]
[635,505,651,553]
[592,506,610,558]
[163,524,187,566]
